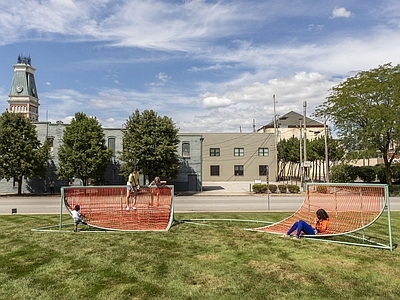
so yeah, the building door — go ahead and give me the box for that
[188,174,198,191]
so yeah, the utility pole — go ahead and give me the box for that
[299,120,303,191]
[273,95,278,182]
[324,114,329,182]
[303,101,308,182]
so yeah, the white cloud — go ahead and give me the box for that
[3,0,400,134]
[147,72,170,87]
[188,63,234,72]
[330,7,352,19]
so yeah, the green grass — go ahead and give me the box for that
[0,212,399,300]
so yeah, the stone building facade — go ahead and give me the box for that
[0,122,203,194]
[1,56,276,194]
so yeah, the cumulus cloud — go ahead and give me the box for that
[3,0,400,133]
[330,7,352,19]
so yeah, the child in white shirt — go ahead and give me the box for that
[71,205,88,232]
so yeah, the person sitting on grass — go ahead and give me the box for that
[281,208,329,239]
[71,205,88,232]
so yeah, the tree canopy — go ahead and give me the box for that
[316,63,400,190]
[57,112,112,186]
[120,109,180,183]
[0,112,51,194]
[277,134,344,181]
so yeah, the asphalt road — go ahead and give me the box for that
[1,194,400,215]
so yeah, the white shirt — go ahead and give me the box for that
[71,210,80,219]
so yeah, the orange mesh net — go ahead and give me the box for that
[253,184,387,236]
[63,186,174,231]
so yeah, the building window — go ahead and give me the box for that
[182,142,190,158]
[210,148,220,156]
[258,148,269,156]
[47,137,54,157]
[108,137,116,156]
[234,148,244,156]
[234,165,244,176]
[210,165,220,176]
[259,165,269,176]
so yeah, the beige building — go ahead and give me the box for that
[258,110,325,142]
[201,133,276,182]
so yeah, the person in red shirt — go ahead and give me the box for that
[281,208,329,239]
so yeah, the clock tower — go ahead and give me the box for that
[7,55,39,122]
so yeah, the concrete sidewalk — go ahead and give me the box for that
[199,181,254,195]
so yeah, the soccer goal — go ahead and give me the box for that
[251,183,394,251]
[54,185,175,232]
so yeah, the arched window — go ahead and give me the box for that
[182,142,190,158]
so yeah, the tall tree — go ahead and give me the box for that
[57,112,112,186]
[316,63,400,191]
[120,109,180,182]
[0,112,52,194]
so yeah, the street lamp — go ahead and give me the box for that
[303,101,308,182]
[200,137,204,192]
[273,95,278,181]
[299,120,303,191]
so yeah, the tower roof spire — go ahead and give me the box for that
[17,54,31,66]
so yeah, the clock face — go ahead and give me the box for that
[16,86,23,93]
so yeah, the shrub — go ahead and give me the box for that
[330,164,358,183]
[260,184,269,193]
[391,164,400,183]
[374,164,387,183]
[252,184,269,193]
[287,184,300,193]
[268,184,278,193]
[357,166,376,182]
[252,183,262,193]
[278,184,287,193]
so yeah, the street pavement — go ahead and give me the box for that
[1,181,399,214]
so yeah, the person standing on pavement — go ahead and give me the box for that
[49,180,55,194]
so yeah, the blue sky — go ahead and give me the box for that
[0,0,399,133]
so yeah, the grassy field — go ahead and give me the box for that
[0,212,399,300]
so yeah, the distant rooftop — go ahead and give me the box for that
[258,110,323,131]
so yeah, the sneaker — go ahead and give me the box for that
[292,236,300,240]
[126,206,130,211]
[131,206,137,210]
[280,234,290,238]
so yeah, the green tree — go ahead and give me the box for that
[316,63,400,191]
[0,112,52,194]
[57,112,112,186]
[120,109,180,183]
[330,164,358,183]
[277,136,301,179]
